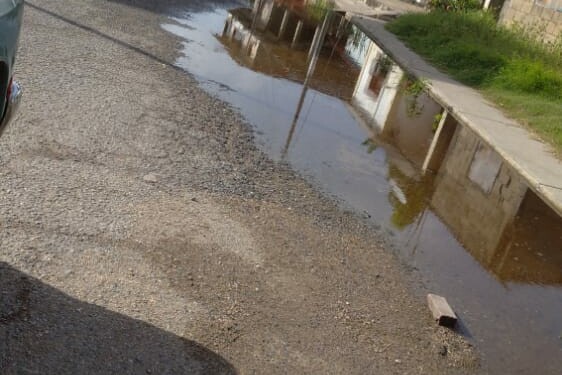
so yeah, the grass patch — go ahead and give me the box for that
[485,88,562,151]
[386,10,562,152]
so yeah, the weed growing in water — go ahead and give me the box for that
[402,75,428,117]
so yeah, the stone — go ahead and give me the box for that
[143,173,158,183]
[427,294,457,328]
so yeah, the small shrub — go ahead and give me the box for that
[431,42,505,85]
[306,0,334,23]
[427,0,481,12]
[492,59,562,100]
[403,76,428,117]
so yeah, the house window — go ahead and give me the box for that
[468,141,503,194]
[368,55,392,97]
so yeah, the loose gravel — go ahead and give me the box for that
[0,1,480,374]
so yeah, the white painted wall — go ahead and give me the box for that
[258,0,275,30]
[353,43,380,126]
[352,43,404,133]
[373,64,404,128]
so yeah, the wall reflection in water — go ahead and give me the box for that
[219,0,562,287]
[220,3,362,100]
[376,123,562,286]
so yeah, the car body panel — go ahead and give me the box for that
[0,0,24,131]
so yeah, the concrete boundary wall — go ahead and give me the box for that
[499,0,562,43]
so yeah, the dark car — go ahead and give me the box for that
[0,0,23,137]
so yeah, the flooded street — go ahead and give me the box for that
[163,1,562,373]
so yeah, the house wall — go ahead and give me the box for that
[422,111,459,173]
[430,125,528,264]
[487,190,562,284]
[256,0,285,32]
[352,43,404,134]
[352,41,377,118]
[499,0,562,43]
[382,87,442,166]
[257,0,274,30]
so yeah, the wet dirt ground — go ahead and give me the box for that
[0,0,480,374]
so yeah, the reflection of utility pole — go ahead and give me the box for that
[282,10,334,158]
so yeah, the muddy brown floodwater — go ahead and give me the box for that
[162,1,562,374]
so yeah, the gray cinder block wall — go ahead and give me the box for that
[499,0,562,43]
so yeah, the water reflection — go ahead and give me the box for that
[387,164,432,229]
[492,192,562,285]
[163,2,562,373]
[219,6,360,99]
[363,126,562,286]
[173,0,562,295]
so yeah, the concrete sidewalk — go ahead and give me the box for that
[352,16,562,217]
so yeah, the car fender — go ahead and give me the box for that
[0,0,24,117]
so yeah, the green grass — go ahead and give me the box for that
[386,10,562,152]
[306,0,335,23]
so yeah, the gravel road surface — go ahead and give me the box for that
[0,0,479,373]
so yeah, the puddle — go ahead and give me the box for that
[162,1,562,373]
